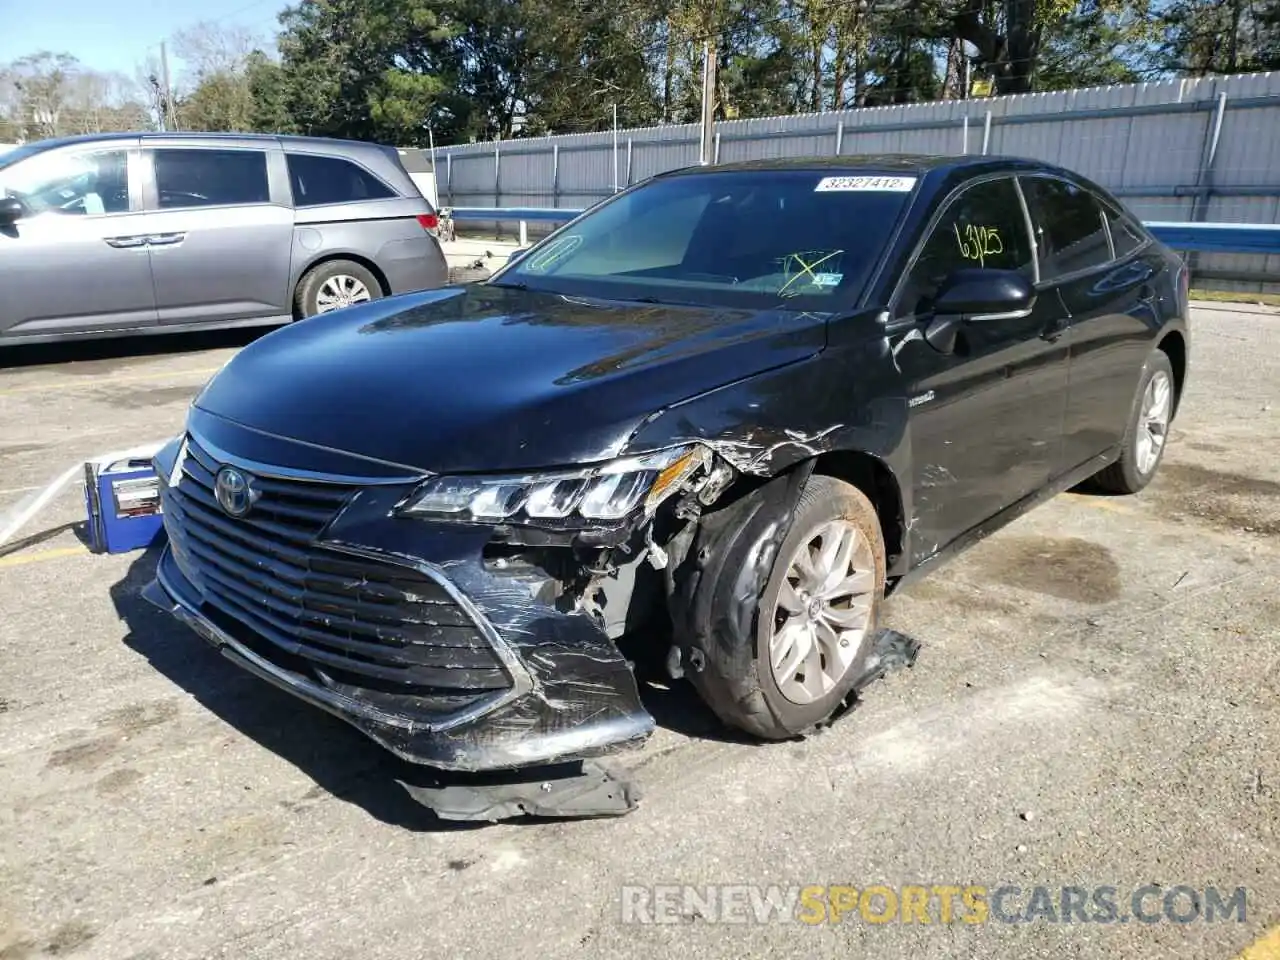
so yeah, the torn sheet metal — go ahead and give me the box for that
[399,760,638,821]
[700,424,844,476]
[815,627,922,730]
[666,463,817,671]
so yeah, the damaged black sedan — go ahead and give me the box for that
[146,154,1188,793]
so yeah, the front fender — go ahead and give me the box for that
[624,334,915,523]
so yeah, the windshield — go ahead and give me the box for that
[495,169,917,308]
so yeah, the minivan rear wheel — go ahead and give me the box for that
[296,260,384,318]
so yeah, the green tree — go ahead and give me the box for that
[273,0,457,145]
[1153,0,1280,75]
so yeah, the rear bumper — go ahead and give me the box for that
[376,236,450,294]
[146,544,655,771]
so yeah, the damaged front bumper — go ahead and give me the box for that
[144,432,658,775]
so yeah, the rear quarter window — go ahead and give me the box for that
[287,154,396,206]
[1102,201,1147,258]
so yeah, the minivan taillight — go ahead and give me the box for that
[417,213,439,231]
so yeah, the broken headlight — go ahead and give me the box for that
[398,446,709,527]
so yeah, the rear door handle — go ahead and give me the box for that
[105,236,147,248]
[145,232,186,246]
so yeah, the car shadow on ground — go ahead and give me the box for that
[111,543,741,830]
[0,326,274,371]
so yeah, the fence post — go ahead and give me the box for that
[714,131,721,164]
[1187,91,1229,280]
[493,141,501,239]
[551,143,560,207]
[612,103,620,192]
[1192,92,1229,223]
[961,116,969,155]
[446,153,453,205]
[981,110,992,155]
[626,137,633,186]
[835,120,844,156]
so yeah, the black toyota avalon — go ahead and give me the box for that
[146,155,1188,786]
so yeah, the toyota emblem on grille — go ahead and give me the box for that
[214,466,256,518]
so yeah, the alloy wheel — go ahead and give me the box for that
[768,519,877,705]
[1135,369,1173,475]
[316,275,372,313]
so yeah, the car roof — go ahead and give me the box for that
[663,153,1052,177]
[8,131,388,153]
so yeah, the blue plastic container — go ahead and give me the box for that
[83,455,165,554]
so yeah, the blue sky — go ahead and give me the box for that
[0,0,289,83]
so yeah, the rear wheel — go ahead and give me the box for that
[1088,351,1175,494]
[295,260,383,318]
[691,475,886,739]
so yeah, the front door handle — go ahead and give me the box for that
[145,232,186,246]
[105,236,147,248]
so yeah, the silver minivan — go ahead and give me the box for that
[0,132,450,345]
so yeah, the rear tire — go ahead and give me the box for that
[691,475,886,740]
[1088,351,1175,494]
[295,260,383,319]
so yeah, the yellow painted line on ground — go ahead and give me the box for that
[0,366,219,398]
[0,545,90,568]
[1234,926,1280,960]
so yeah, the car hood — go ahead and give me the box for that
[193,284,827,474]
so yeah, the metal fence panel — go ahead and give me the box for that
[429,71,1280,287]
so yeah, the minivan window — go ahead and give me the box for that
[896,176,1034,316]
[287,153,395,206]
[1021,176,1112,279]
[154,149,270,209]
[0,149,130,215]
[495,170,916,308]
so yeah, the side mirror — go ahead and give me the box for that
[934,267,1035,318]
[0,196,24,225]
[924,268,1036,354]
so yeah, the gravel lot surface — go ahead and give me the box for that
[1,303,1277,960]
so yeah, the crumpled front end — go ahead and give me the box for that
[144,425,657,774]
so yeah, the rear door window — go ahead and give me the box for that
[153,149,270,209]
[287,153,395,206]
[896,176,1035,316]
[1020,176,1113,279]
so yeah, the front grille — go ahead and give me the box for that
[162,436,511,717]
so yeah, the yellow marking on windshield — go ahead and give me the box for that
[778,249,844,296]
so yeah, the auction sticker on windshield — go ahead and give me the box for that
[814,175,917,192]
